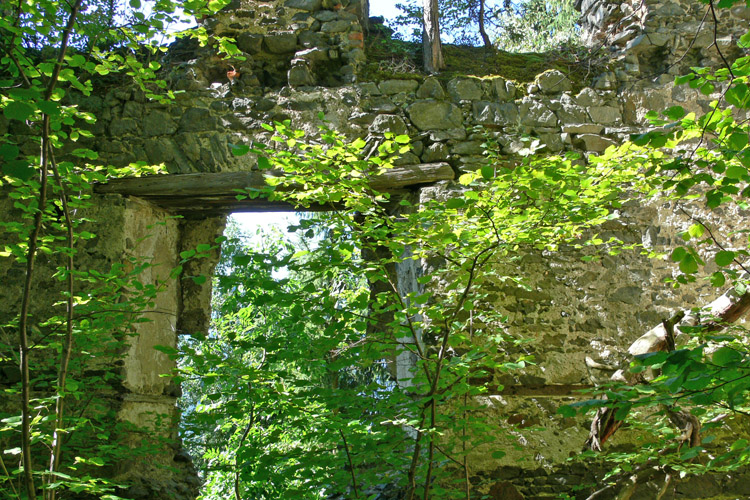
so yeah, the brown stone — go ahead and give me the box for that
[489,481,525,500]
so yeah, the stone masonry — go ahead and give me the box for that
[1,0,750,498]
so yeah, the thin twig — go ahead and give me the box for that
[46,145,76,500]
[339,429,360,498]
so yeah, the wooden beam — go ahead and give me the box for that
[93,163,455,214]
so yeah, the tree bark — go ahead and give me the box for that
[584,282,750,451]
[422,0,444,74]
[478,0,492,49]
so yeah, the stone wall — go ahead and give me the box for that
[2,0,750,498]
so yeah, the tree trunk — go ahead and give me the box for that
[479,0,492,48]
[584,282,750,451]
[422,0,444,74]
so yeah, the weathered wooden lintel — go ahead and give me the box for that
[93,162,455,215]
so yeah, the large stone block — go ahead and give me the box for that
[535,69,573,94]
[448,77,484,101]
[473,101,519,127]
[407,100,463,130]
[264,32,298,54]
[284,0,322,11]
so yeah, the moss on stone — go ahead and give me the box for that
[363,34,601,90]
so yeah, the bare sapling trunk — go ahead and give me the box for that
[422,0,444,74]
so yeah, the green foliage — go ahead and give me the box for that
[0,0,231,498]
[492,0,579,52]
[180,120,636,498]
[560,13,750,492]
[389,0,579,51]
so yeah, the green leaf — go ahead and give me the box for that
[170,265,183,279]
[710,271,726,287]
[679,253,698,274]
[680,446,701,460]
[445,198,465,209]
[230,143,249,156]
[687,224,704,239]
[233,255,252,266]
[671,247,688,262]
[715,250,735,267]
[728,132,749,151]
[3,101,35,121]
[675,74,695,86]
[2,160,34,180]
[394,134,410,144]
[699,82,715,95]
[480,165,494,180]
[490,450,506,459]
[557,405,576,418]
[191,275,207,285]
[713,346,742,367]
[68,54,86,67]
[664,105,685,120]
[258,156,271,169]
[0,143,19,161]
[725,166,747,180]
[726,83,750,108]
[180,249,196,260]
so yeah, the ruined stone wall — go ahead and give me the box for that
[2,0,750,498]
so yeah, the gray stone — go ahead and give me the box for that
[264,33,298,54]
[393,151,420,165]
[337,10,358,21]
[417,77,445,99]
[421,142,449,162]
[610,286,642,305]
[473,101,519,127]
[451,140,483,155]
[573,133,617,152]
[556,102,589,123]
[299,30,323,48]
[356,82,380,95]
[731,6,750,20]
[366,96,398,113]
[562,123,604,134]
[122,101,143,119]
[486,76,515,101]
[143,110,177,137]
[379,79,418,95]
[295,47,329,62]
[321,20,351,33]
[519,98,558,127]
[288,63,316,87]
[109,118,139,136]
[370,114,408,136]
[313,10,338,21]
[144,137,176,164]
[535,70,572,94]
[179,108,216,132]
[407,100,463,130]
[447,77,483,101]
[538,133,564,152]
[237,33,263,54]
[429,128,466,141]
[587,105,621,124]
[284,0,321,11]
[574,87,604,107]
[593,72,617,90]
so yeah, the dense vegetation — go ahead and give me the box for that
[1,0,750,499]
